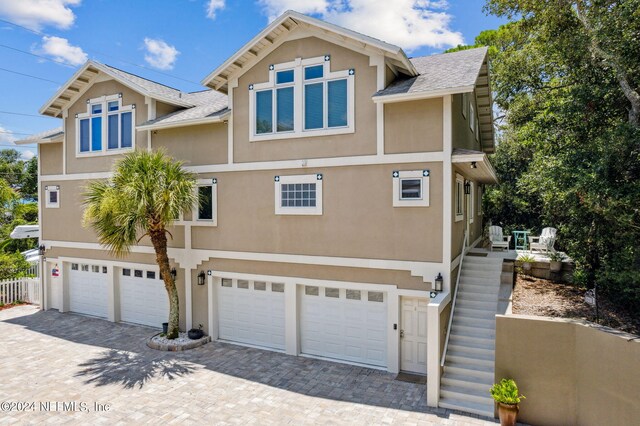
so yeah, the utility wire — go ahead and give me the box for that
[0,67,62,84]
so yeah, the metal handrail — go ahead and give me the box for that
[441,231,467,367]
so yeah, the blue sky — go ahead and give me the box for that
[0,0,507,159]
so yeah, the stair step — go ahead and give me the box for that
[444,362,494,380]
[449,335,495,350]
[439,397,494,418]
[453,316,495,330]
[455,307,496,320]
[441,385,495,406]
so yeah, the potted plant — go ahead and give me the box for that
[188,324,204,340]
[548,251,565,272]
[517,254,536,274]
[490,378,525,426]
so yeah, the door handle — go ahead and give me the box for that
[400,329,404,338]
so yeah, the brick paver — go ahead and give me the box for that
[0,306,498,425]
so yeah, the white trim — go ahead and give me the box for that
[455,173,464,222]
[40,151,446,182]
[392,170,430,208]
[44,185,60,208]
[274,173,323,215]
[372,86,475,104]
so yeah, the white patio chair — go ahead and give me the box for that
[529,227,557,253]
[489,226,511,252]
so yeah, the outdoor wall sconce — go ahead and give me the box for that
[464,180,471,194]
[434,273,443,292]
[38,244,46,256]
[197,271,206,286]
[470,161,477,169]
[170,268,177,280]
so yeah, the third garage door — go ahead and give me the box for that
[300,285,387,367]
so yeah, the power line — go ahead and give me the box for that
[0,67,62,84]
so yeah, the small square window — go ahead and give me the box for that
[81,264,89,272]
[305,286,319,296]
[271,283,284,292]
[254,281,266,291]
[122,268,131,276]
[71,263,79,271]
[400,179,422,200]
[147,271,156,279]
[368,291,384,302]
[325,287,339,298]
[346,289,361,300]
[134,269,143,278]
[237,280,249,289]
[221,278,232,287]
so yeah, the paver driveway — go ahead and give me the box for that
[0,306,498,425]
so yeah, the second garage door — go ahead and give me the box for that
[218,278,286,350]
[119,268,169,328]
[300,285,388,367]
[69,263,109,318]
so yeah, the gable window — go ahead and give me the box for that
[274,173,323,215]
[195,178,217,225]
[76,93,135,156]
[392,170,430,207]
[455,174,464,222]
[45,185,60,208]
[250,55,355,141]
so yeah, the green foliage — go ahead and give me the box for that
[490,378,525,405]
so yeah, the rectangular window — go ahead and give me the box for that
[255,90,273,134]
[276,87,294,132]
[197,185,213,220]
[400,179,422,200]
[275,174,323,215]
[327,79,347,128]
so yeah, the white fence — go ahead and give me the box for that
[0,277,40,305]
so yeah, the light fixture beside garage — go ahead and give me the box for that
[197,271,206,285]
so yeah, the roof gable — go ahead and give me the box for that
[201,10,418,93]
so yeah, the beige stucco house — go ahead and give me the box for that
[18,10,498,415]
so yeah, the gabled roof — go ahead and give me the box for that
[202,10,418,93]
[14,127,63,145]
[138,90,230,130]
[39,60,194,118]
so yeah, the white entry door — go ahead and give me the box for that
[300,285,387,367]
[119,267,169,328]
[217,278,286,350]
[68,262,108,318]
[400,297,428,374]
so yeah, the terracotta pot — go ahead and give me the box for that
[550,261,562,272]
[497,403,519,426]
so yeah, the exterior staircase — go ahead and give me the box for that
[439,255,505,418]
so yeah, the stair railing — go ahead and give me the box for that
[441,231,467,367]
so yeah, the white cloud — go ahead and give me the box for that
[0,125,16,144]
[143,38,180,70]
[21,150,35,160]
[205,0,225,19]
[0,0,81,31]
[257,0,463,51]
[38,36,87,66]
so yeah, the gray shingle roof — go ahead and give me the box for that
[374,47,488,98]
[15,127,63,145]
[139,90,229,128]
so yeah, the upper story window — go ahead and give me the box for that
[76,94,135,156]
[250,55,355,142]
[392,170,430,207]
[274,173,323,215]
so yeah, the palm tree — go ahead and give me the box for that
[83,150,196,339]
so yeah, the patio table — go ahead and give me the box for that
[512,230,529,251]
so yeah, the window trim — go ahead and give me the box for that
[249,55,355,142]
[274,173,323,215]
[45,185,60,208]
[455,174,464,222]
[392,170,430,207]
[194,178,218,226]
[76,93,135,158]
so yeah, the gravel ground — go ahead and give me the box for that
[513,274,640,336]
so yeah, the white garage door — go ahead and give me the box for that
[119,268,169,328]
[69,263,108,318]
[218,279,285,350]
[301,285,387,367]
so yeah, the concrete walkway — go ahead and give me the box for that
[0,306,498,425]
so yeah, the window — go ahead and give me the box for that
[249,55,355,141]
[76,93,135,156]
[194,179,217,225]
[392,170,430,207]
[45,185,60,208]
[455,174,464,222]
[275,174,323,215]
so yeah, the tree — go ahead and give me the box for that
[83,150,197,338]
